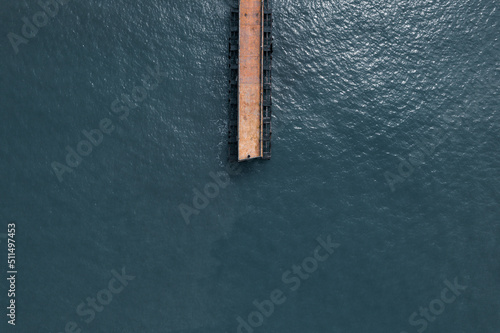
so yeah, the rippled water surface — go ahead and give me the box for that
[0,0,499,332]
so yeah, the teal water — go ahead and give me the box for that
[0,0,499,332]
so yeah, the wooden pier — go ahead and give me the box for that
[228,0,272,162]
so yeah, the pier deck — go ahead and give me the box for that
[228,0,272,161]
[238,0,263,160]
